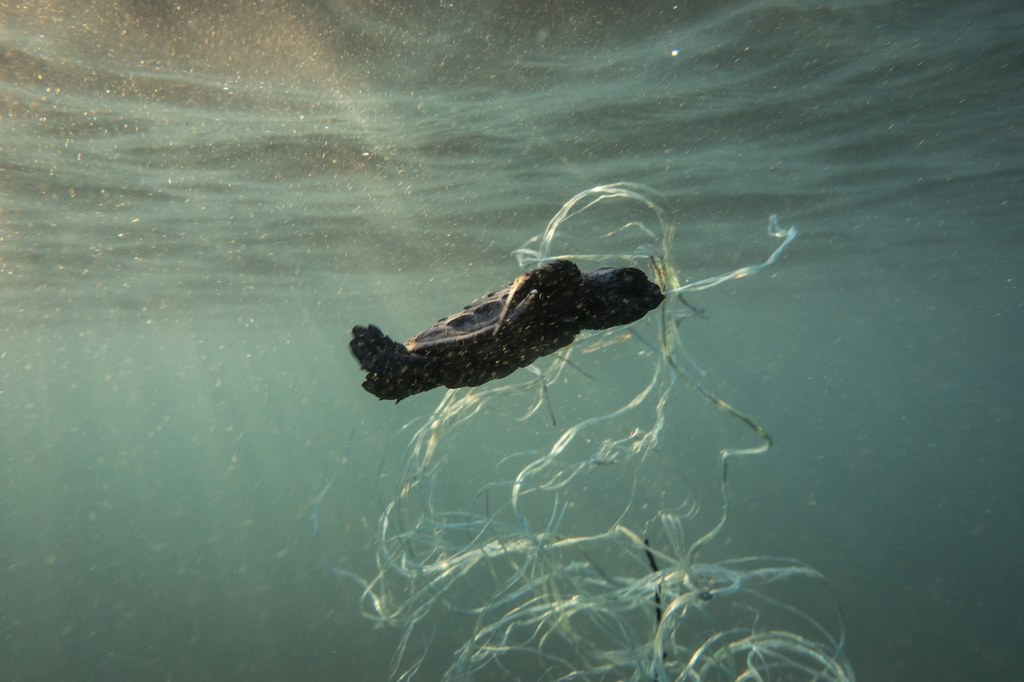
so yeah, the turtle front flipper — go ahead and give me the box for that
[494,283,538,336]
[350,325,441,402]
[494,259,583,335]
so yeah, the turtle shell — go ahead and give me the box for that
[406,259,585,354]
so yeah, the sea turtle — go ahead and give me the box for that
[350,259,665,402]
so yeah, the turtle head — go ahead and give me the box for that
[580,267,665,330]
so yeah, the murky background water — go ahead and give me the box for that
[1,1,1021,680]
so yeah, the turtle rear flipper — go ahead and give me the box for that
[350,325,440,402]
[350,325,402,373]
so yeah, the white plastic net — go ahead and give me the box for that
[317,183,852,681]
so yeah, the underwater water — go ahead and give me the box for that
[1,0,1022,680]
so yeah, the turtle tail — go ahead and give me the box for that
[349,325,435,402]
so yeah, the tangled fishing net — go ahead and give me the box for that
[316,183,853,681]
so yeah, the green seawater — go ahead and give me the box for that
[1,1,1022,679]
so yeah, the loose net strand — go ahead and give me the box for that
[315,183,852,681]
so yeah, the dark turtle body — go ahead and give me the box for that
[350,259,665,402]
